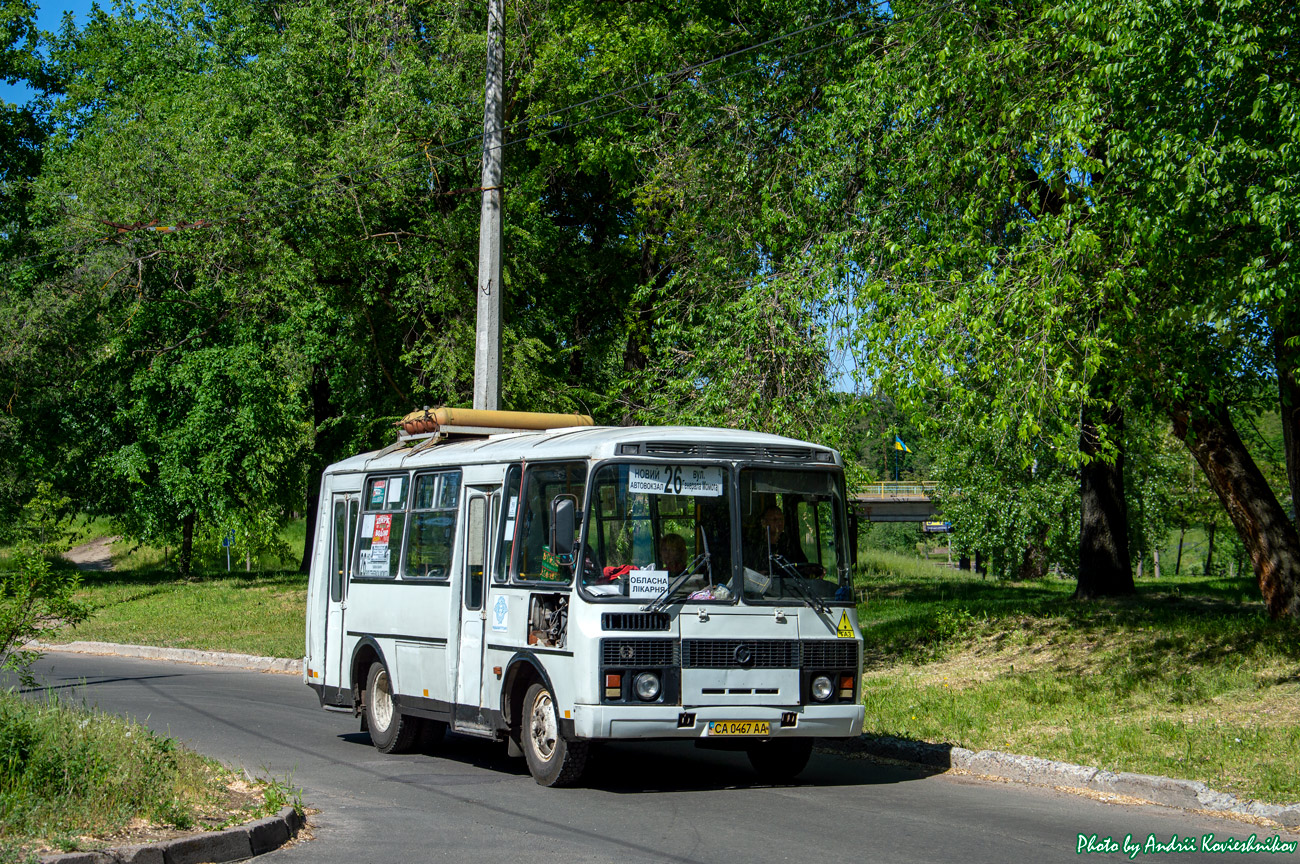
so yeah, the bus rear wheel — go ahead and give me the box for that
[365,662,420,754]
[521,682,588,787]
[747,738,813,782]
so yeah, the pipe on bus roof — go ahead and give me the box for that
[399,406,594,435]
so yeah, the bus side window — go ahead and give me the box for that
[405,471,462,579]
[495,464,522,583]
[356,475,409,579]
[512,461,586,583]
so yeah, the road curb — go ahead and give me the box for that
[823,734,1300,829]
[31,641,302,675]
[38,805,304,864]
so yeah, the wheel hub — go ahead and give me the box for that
[372,670,394,732]
[529,691,557,761]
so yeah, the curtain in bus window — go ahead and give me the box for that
[513,462,586,583]
[405,471,461,579]
[357,475,409,579]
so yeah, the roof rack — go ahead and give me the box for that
[394,406,594,450]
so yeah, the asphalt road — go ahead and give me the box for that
[21,653,1297,864]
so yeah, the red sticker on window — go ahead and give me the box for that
[373,513,392,544]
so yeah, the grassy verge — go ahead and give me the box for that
[0,692,296,863]
[855,548,1300,805]
[50,568,306,659]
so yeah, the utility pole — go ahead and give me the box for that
[473,0,504,411]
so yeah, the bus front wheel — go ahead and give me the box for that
[364,662,420,754]
[521,682,588,787]
[747,738,813,782]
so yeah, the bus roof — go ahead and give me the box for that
[325,425,841,476]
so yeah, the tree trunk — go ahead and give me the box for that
[299,468,323,574]
[1136,557,1143,579]
[1276,318,1300,523]
[1175,526,1185,574]
[179,513,195,578]
[1076,402,1134,598]
[299,369,340,574]
[1018,528,1048,580]
[1204,523,1216,574]
[1152,548,1161,580]
[1169,403,1300,619]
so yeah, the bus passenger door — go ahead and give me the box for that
[453,490,492,732]
[325,493,359,700]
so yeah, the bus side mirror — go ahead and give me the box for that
[849,510,860,569]
[550,495,577,565]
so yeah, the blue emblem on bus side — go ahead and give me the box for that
[492,595,509,632]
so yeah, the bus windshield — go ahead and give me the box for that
[739,467,851,605]
[581,463,735,602]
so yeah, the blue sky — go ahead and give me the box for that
[0,0,99,105]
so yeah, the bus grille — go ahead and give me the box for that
[601,612,671,632]
[681,639,801,669]
[801,640,859,668]
[601,639,679,667]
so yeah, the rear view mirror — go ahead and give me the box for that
[550,495,577,565]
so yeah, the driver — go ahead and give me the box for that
[746,506,823,577]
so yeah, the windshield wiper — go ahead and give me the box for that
[643,552,711,613]
[769,554,830,614]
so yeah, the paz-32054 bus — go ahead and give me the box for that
[304,408,864,786]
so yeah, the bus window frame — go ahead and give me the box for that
[575,458,741,604]
[402,468,464,581]
[508,459,588,587]
[352,471,413,582]
[736,464,854,608]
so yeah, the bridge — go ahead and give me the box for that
[851,481,938,522]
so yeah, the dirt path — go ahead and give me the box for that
[64,535,119,571]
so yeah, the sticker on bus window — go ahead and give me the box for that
[373,513,392,545]
[628,569,670,599]
[386,477,404,507]
[369,480,387,508]
[503,519,515,541]
[361,514,376,538]
[629,465,724,497]
[362,546,390,576]
[507,496,518,517]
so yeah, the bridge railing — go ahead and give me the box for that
[853,481,938,499]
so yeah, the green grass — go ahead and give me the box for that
[51,568,306,659]
[0,692,292,862]
[104,519,306,574]
[854,549,1300,805]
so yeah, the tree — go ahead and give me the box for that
[0,483,90,685]
[800,0,1300,614]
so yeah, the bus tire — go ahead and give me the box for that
[521,681,587,787]
[747,738,813,782]
[364,662,419,754]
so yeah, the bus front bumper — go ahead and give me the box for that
[571,703,864,741]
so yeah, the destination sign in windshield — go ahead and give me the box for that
[628,465,725,497]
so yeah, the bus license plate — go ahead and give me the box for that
[707,721,770,736]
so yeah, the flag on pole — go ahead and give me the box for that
[894,435,912,454]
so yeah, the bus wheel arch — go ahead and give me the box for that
[350,638,386,715]
[501,655,552,756]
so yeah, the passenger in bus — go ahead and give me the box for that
[658,533,688,577]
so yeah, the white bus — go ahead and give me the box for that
[305,408,864,786]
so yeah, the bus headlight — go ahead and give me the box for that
[634,672,661,701]
[811,674,834,702]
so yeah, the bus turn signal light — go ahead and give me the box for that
[605,674,622,699]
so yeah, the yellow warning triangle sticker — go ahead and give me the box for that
[836,611,855,638]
